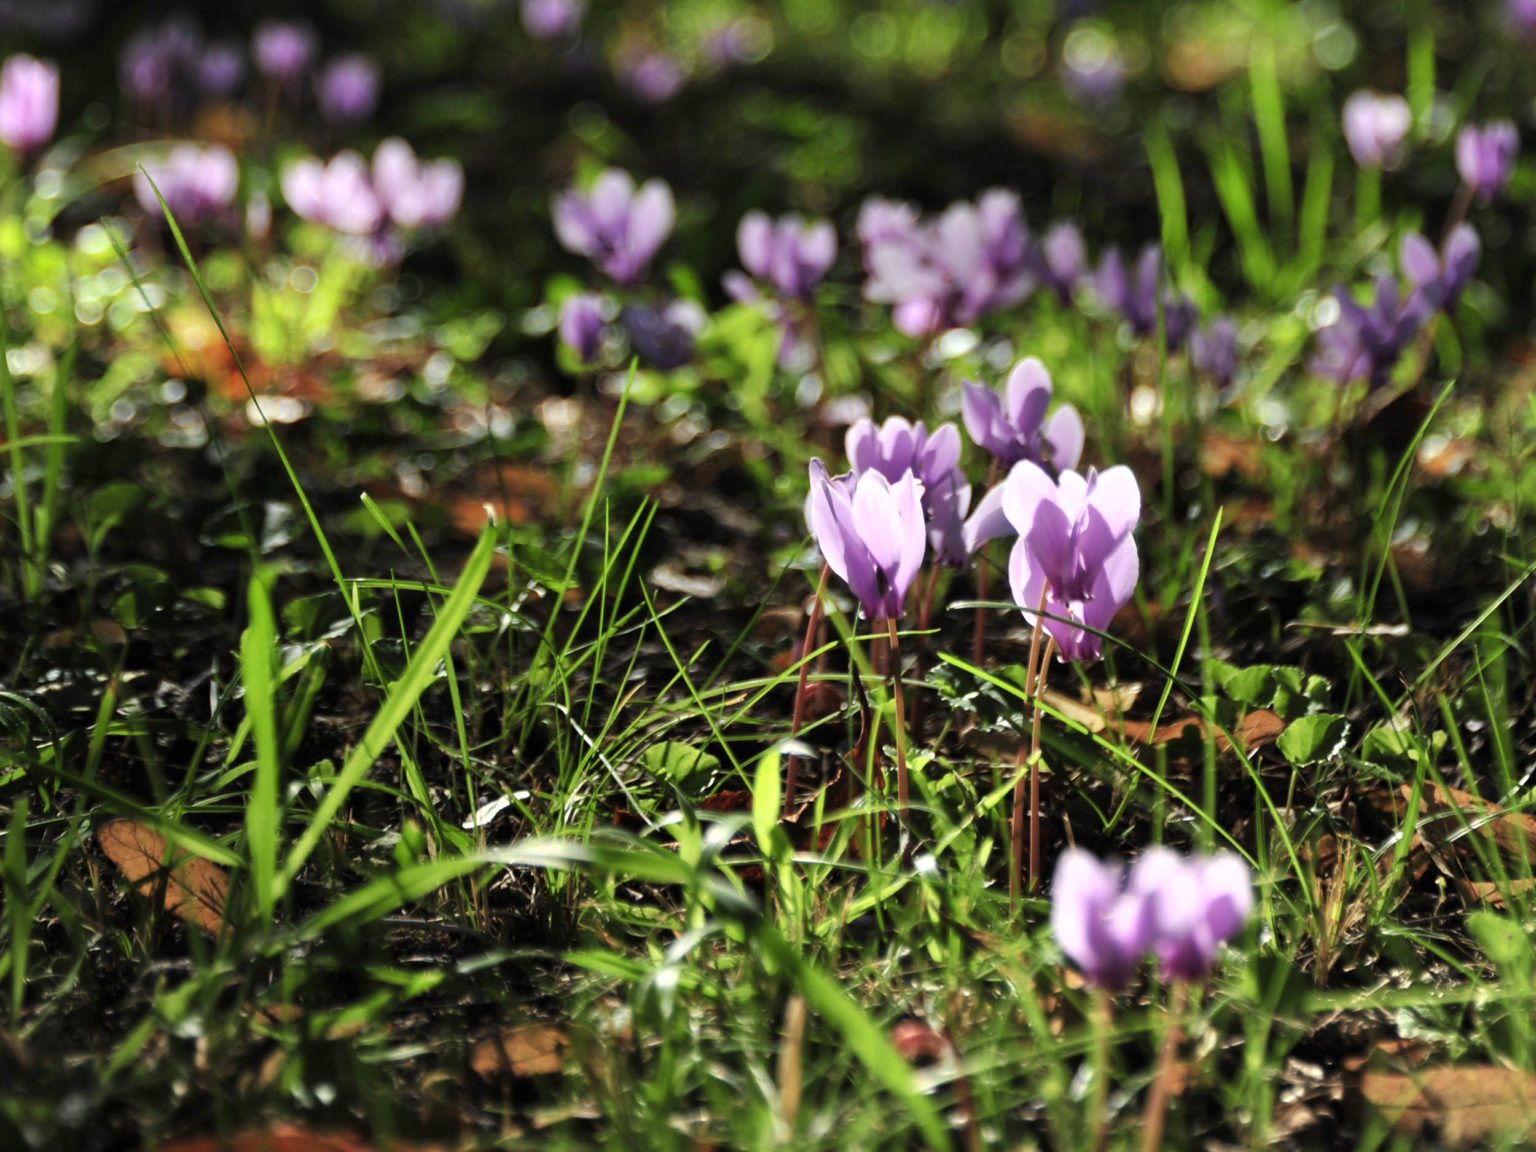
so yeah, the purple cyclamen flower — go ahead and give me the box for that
[372,138,462,229]
[620,299,705,370]
[1508,0,1536,37]
[859,190,1034,337]
[1342,91,1411,170]
[1456,121,1518,204]
[805,460,927,621]
[1036,221,1086,303]
[1091,244,1195,348]
[134,143,239,227]
[617,48,689,103]
[1311,274,1422,389]
[196,42,245,98]
[0,54,57,156]
[252,20,317,87]
[522,0,584,39]
[1400,225,1480,313]
[552,168,674,286]
[1050,849,1156,989]
[844,417,973,566]
[735,211,837,302]
[317,54,380,124]
[559,292,606,362]
[1059,23,1125,106]
[1190,316,1239,387]
[1002,460,1140,662]
[1130,848,1253,982]
[961,356,1085,474]
[281,151,384,235]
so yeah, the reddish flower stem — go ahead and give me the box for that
[1139,981,1189,1152]
[785,562,830,809]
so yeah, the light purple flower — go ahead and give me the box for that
[1342,91,1411,170]
[620,299,705,370]
[0,54,58,156]
[844,417,973,566]
[1131,848,1253,982]
[1456,121,1518,204]
[281,151,384,234]
[252,20,317,86]
[552,168,674,285]
[1508,0,1536,38]
[1092,244,1195,347]
[196,42,244,98]
[372,137,462,229]
[1400,224,1480,312]
[558,292,606,362]
[735,211,837,302]
[522,0,584,39]
[1059,23,1125,106]
[859,190,1034,337]
[962,356,1085,475]
[134,143,239,227]
[1190,316,1239,387]
[317,54,380,124]
[617,48,688,103]
[1050,849,1156,989]
[1036,221,1085,303]
[1003,461,1140,662]
[805,460,927,621]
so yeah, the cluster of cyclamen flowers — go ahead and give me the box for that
[1051,847,1253,988]
[804,354,1136,666]
[1315,92,1513,389]
[121,15,379,126]
[281,138,463,261]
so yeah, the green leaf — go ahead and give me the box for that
[1277,714,1349,767]
[752,748,781,856]
[640,742,721,791]
[1468,911,1534,982]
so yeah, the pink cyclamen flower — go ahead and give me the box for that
[1342,91,1411,169]
[1456,121,1518,204]
[1002,461,1140,662]
[1131,848,1253,982]
[372,137,462,229]
[317,54,380,124]
[0,54,58,155]
[1050,849,1156,989]
[281,151,384,234]
[552,167,674,285]
[962,355,1085,473]
[558,292,606,362]
[844,417,973,566]
[522,0,584,39]
[134,144,239,226]
[196,41,246,98]
[734,211,837,302]
[805,460,927,621]
[252,20,317,86]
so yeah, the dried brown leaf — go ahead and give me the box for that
[150,1121,450,1151]
[470,1024,569,1078]
[1358,1066,1536,1147]
[97,820,228,937]
[1117,708,1285,751]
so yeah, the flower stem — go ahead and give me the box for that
[1011,588,1050,902]
[972,461,1000,667]
[1139,981,1189,1152]
[1090,987,1114,1152]
[1029,635,1057,893]
[886,616,913,856]
[786,562,830,808]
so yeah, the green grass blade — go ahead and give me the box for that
[240,566,282,923]
[278,525,496,891]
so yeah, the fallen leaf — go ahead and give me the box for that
[470,1024,569,1078]
[1117,708,1285,751]
[1199,430,1263,479]
[1357,1066,1536,1147]
[97,820,229,937]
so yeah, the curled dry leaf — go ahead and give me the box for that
[1357,1066,1536,1148]
[470,1024,569,1078]
[97,819,229,937]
